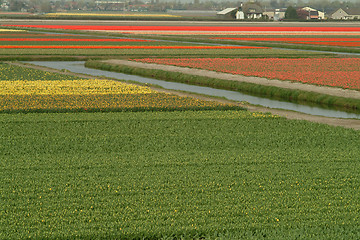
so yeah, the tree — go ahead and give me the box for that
[285,6,298,20]
[270,0,279,9]
[9,0,26,11]
[40,1,52,13]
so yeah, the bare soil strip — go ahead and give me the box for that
[8,61,360,130]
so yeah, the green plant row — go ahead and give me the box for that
[1,110,359,239]
[0,63,82,80]
[0,48,316,60]
[0,105,242,114]
[0,55,102,61]
[85,60,360,113]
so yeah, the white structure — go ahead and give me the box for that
[330,8,360,20]
[236,10,245,19]
[217,8,238,19]
[263,8,286,21]
[301,7,325,19]
[217,1,265,20]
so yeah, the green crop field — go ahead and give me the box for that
[0,63,81,80]
[1,23,360,239]
[1,110,360,239]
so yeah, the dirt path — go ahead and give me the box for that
[10,61,360,130]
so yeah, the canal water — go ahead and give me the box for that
[26,61,360,119]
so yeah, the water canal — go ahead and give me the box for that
[26,61,360,119]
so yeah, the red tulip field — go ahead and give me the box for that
[214,37,360,47]
[132,57,360,90]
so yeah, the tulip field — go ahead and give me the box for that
[0,63,236,113]
[0,30,306,58]
[132,57,360,90]
[5,25,360,34]
[4,25,360,51]
[1,22,360,239]
[1,24,354,57]
[213,36,360,48]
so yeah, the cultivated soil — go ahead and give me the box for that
[10,61,360,130]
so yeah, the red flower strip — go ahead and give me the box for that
[214,37,360,42]
[4,25,360,32]
[132,58,360,90]
[292,41,360,47]
[0,38,151,42]
[0,45,269,49]
[0,34,76,36]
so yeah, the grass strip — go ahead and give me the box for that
[0,105,241,114]
[85,60,360,113]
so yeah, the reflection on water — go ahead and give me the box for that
[26,61,360,119]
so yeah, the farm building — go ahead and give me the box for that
[217,1,264,20]
[263,8,286,21]
[95,0,125,11]
[297,7,325,20]
[216,8,238,19]
[329,8,360,20]
[241,1,264,19]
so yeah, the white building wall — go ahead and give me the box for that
[330,8,349,19]
[236,11,245,19]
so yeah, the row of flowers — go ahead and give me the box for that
[294,41,360,47]
[0,29,24,32]
[4,25,360,32]
[0,78,237,112]
[214,37,360,48]
[0,33,76,37]
[95,31,360,36]
[1,94,236,113]
[0,38,152,42]
[214,37,360,42]
[132,57,360,90]
[0,45,269,49]
[0,79,155,95]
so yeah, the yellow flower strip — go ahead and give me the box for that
[0,79,155,95]
[0,79,237,112]
[0,94,231,111]
[0,29,25,32]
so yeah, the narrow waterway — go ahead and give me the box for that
[27,61,360,119]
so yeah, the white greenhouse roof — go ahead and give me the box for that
[217,8,237,15]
